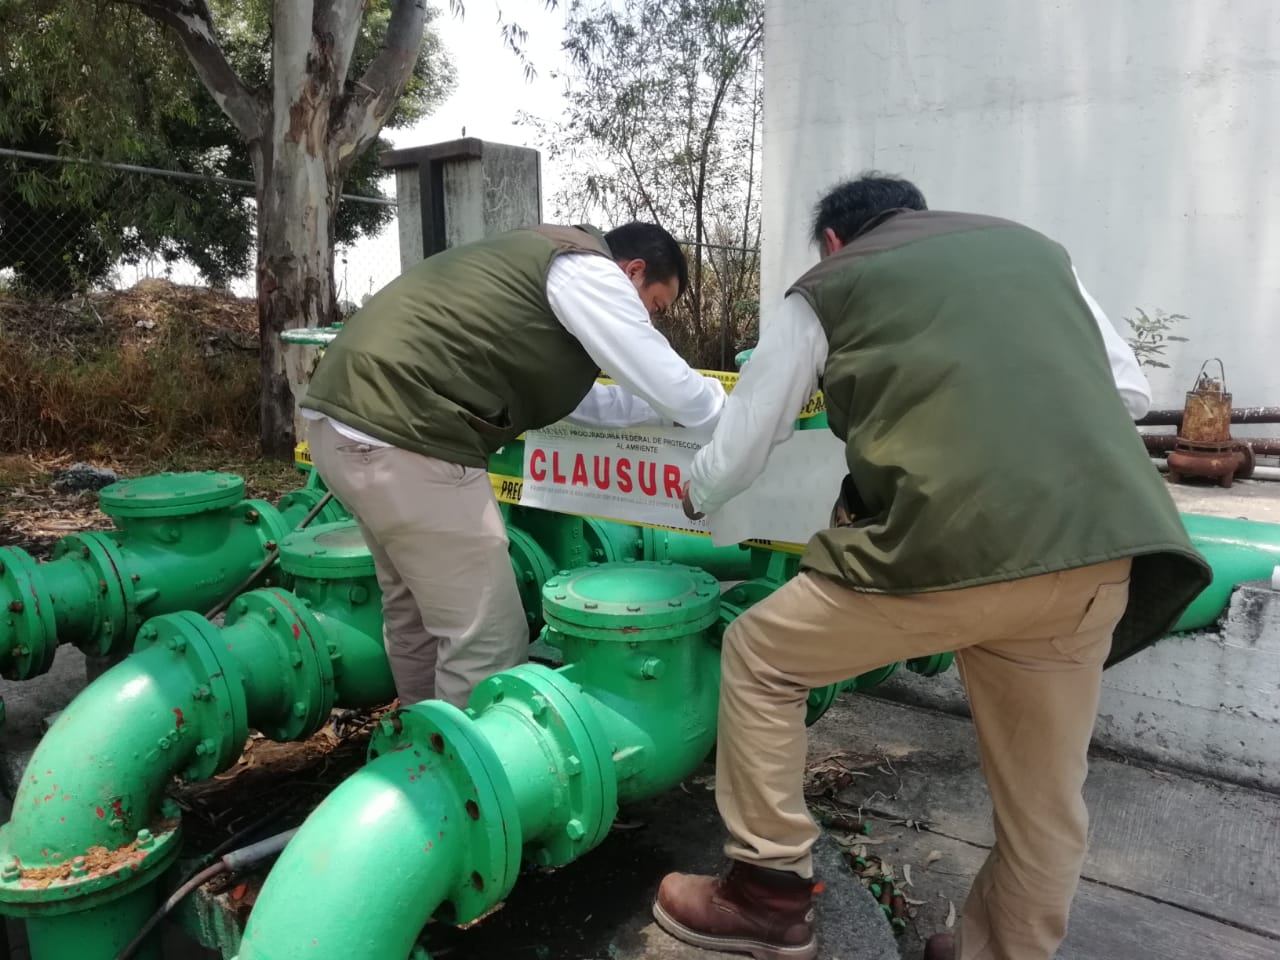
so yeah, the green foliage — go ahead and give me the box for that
[1124,307,1190,369]
[0,0,455,296]
[525,0,764,369]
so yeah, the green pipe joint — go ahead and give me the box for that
[539,560,723,802]
[0,472,290,681]
[236,561,724,960]
[507,505,752,583]
[0,529,393,959]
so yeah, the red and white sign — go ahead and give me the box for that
[521,425,709,532]
[520,423,849,546]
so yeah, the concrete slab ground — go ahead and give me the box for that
[808,694,1280,960]
[417,780,898,960]
[1166,475,1280,523]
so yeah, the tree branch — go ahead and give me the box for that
[118,0,264,142]
[331,0,427,169]
[313,0,365,91]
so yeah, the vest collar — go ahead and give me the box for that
[575,224,613,256]
[849,207,915,242]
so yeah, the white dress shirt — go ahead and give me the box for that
[686,270,1152,516]
[307,252,726,445]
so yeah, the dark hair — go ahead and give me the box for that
[810,173,928,245]
[604,222,689,298]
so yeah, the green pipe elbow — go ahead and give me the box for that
[235,755,465,960]
[0,584,386,951]
[0,641,208,863]
[1176,513,1280,631]
[237,700,532,960]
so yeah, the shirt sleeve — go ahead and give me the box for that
[686,293,828,515]
[565,383,664,428]
[1073,267,1152,420]
[547,254,727,428]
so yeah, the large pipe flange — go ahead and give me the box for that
[542,560,721,645]
[0,547,58,680]
[222,589,336,742]
[368,702,523,925]
[0,817,182,920]
[712,578,780,647]
[507,526,558,632]
[469,664,618,867]
[98,471,246,523]
[133,612,249,783]
[49,533,138,658]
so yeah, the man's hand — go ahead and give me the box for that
[680,481,705,521]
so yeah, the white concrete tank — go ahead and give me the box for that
[762,0,1280,410]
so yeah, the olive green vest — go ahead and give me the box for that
[788,210,1210,666]
[301,225,612,467]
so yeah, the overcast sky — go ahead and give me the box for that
[336,3,575,304]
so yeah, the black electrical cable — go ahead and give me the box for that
[203,491,334,620]
[113,828,299,960]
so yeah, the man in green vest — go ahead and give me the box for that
[301,222,726,709]
[651,176,1210,960]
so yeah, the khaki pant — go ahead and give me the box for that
[307,418,528,707]
[717,559,1132,960]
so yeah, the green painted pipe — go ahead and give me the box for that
[234,561,932,959]
[542,563,724,801]
[26,886,164,960]
[0,472,298,681]
[236,561,719,960]
[0,526,393,959]
[1175,513,1280,631]
[506,503,753,582]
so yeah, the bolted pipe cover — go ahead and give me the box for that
[99,471,245,520]
[277,522,376,581]
[541,561,721,639]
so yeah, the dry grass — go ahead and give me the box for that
[0,278,260,456]
[0,281,304,554]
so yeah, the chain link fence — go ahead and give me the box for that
[0,148,400,307]
[0,146,760,371]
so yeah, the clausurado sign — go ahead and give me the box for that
[517,421,849,549]
[520,424,711,534]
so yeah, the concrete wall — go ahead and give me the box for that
[872,580,1280,792]
[762,0,1280,409]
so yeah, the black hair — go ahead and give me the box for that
[603,222,689,298]
[810,173,928,245]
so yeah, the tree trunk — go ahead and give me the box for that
[253,132,338,458]
[128,0,430,458]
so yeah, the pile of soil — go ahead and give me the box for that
[0,278,257,353]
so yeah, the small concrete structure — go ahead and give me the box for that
[381,138,542,270]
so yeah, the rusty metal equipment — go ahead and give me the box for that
[1167,360,1254,488]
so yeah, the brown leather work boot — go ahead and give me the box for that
[652,861,818,960]
[924,932,956,960]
